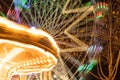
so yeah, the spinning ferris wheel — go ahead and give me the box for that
[0,0,113,80]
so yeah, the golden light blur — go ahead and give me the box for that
[0,16,59,80]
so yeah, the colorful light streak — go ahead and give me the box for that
[14,0,31,9]
[77,60,97,74]
[7,9,19,22]
[13,0,31,23]
[87,44,103,54]
[93,2,109,19]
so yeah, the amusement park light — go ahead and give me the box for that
[0,16,59,80]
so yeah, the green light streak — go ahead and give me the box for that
[77,64,88,72]
[0,11,7,18]
[84,1,92,7]
[77,60,97,75]
[84,60,97,74]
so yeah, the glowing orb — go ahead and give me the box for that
[0,16,59,80]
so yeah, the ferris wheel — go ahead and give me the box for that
[0,0,110,80]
